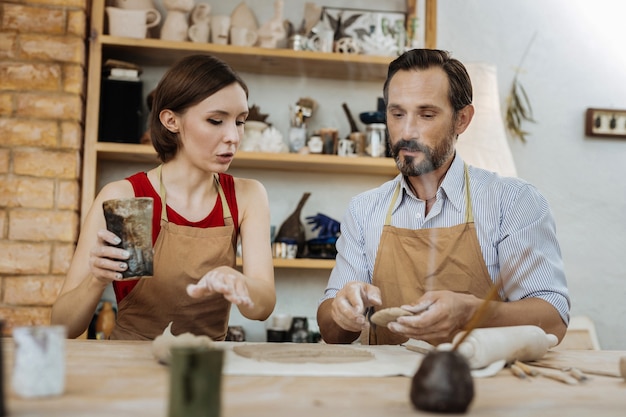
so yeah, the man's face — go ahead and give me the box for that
[386,68,459,177]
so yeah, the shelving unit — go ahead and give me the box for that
[95,142,399,176]
[83,0,437,270]
[236,257,335,270]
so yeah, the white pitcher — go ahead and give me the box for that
[106,7,161,39]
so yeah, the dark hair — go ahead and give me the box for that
[383,49,472,113]
[150,54,249,162]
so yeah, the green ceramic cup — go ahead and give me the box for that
[168,346,224,417]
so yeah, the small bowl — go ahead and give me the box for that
[359,111,385,125]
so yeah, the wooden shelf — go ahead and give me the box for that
[101,36,394,82]
[96,1,437,82]
[95,142,399,176]
[81,0,435,225]
[236,257,335,270]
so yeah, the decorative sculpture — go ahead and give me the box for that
[274,192,311,258]
[257,0,287,48]
[160,0,195,42]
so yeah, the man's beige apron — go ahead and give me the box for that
[369,165,501,345]
[110,166,236,340]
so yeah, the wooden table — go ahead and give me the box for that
[2,339,625,416]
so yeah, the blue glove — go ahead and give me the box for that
[305,213,340,239]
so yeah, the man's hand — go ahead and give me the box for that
[388,290,479,343]
[331,282,382,332]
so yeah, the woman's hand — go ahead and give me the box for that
[187,265,254,308]
[89,229,130,283]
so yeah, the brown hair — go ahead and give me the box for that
[150,54,249,162]
[383,49,472,114]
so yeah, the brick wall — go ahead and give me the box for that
[0,0,87,335]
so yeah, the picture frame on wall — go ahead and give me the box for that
[320,6,422,56]
[321,6,407,41]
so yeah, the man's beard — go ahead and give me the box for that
[390,126,457,177]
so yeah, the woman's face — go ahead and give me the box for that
[175,83,249,172]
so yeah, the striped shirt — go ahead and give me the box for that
[321,154,570,324]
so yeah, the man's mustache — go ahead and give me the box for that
[392,139,430,155]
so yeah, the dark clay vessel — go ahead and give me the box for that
[410,350,474,414]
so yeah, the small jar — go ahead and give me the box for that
[365,123,387,157]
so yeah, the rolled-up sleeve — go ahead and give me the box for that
[496,183,570,324]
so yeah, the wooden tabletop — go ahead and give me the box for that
[2,339,625,417]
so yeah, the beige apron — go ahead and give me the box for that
[369,165,501,345]
[110,166,237,340]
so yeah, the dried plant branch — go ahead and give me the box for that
[452,280,503,350]
[505,33,537,143]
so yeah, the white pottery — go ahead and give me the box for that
[160,0,194,42]
[113,0,155,9]
[188,23,210,43]
[106,7,161,39]
[230,26,257,47]
[190,2,211,24]
[210,15,231,45]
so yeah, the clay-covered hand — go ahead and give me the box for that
[331,281,382,332]
[187,265,254,308]
[388,290,477,343]
[89,229,130,282]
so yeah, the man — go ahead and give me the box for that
[317,49,569,346]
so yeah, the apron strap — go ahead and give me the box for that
[157,164,167,222]
[463,164,474,224]
[214,173,232,220]
[385,181,402,226]
[156,164,232,223]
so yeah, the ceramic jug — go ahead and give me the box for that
[106,7,161,39]
[113,0,155,9]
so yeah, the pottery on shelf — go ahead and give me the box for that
[230,1,258,31]
[160,0,195,42]
[257,0,287,48]
[274,192,311,258]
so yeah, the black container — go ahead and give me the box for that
[99,78,143,143]
[266,329,289,343]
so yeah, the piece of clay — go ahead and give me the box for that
[151,322,213,365]
[233,343,374,364]
[370,307,413,326]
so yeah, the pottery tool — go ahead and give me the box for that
[526,361,620,379]
[513,360,538,376]
[342,102,359,133]
[509,363,528,379]
[512,360,581,385]
[536,368,579,385]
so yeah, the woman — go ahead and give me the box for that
[52,54,276,340]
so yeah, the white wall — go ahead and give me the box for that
[233,0,626,348]
[436,0,626,349]
[102,0,626,348]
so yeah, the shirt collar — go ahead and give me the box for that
[396,153,466,213]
